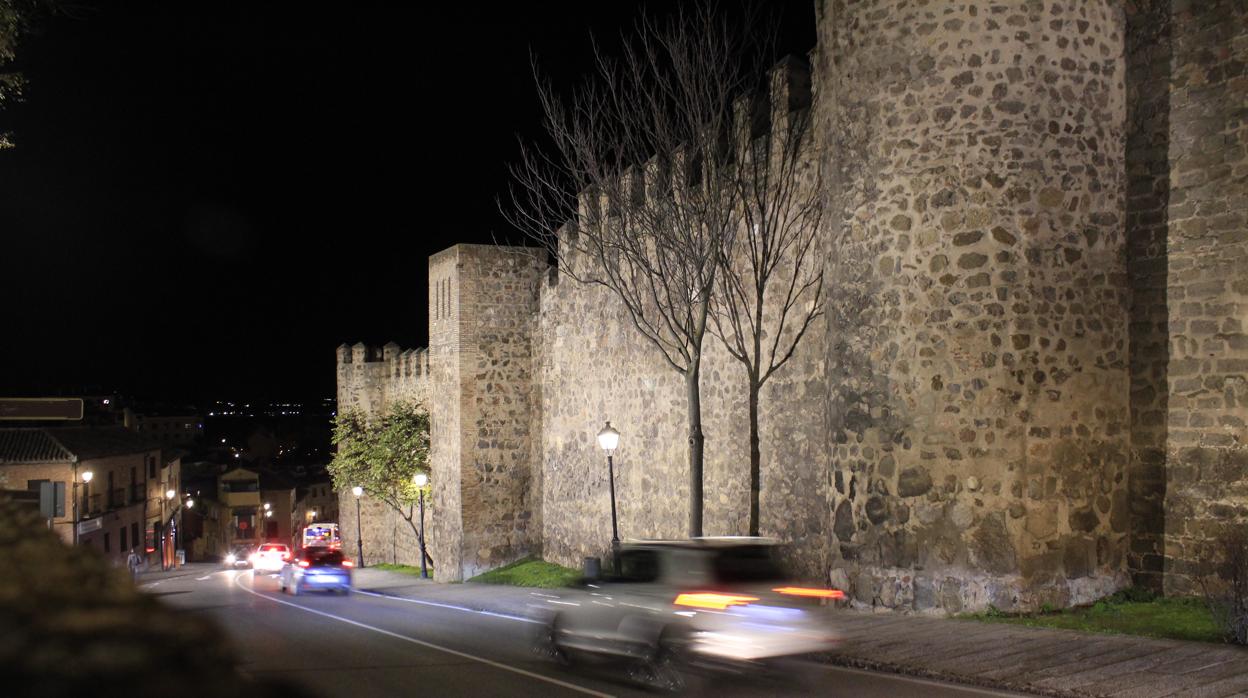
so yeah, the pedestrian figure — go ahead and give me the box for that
[127,547,141,583]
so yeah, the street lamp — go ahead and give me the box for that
[161,488,175,570]
[597,421,621,573]
[74,468,94,545]
[352,486,365,568]
[413,473,429,579]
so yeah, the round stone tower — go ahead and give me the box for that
[816,0,1129,611]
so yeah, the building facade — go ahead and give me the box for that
[0,427,176,567]
[338,0,1248,611]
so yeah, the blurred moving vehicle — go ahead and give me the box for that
[532,538,841,692]
[223,544,255,569]
[279,546,354,595]
[249,543,292,573]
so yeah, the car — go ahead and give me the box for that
[223,544,255,569]
[531,538,842,691]
[279,547,354,595]
[249,542,292,573]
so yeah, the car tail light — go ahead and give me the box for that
[297,559,310,568]
[673,592,759,610]
[341,560,355,568]
[772,586,847,600]
[282,553,291,561]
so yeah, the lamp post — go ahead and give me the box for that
[163,488,175,570]
[74,468,94,545]
[413,473,429,579]
[597,421,621,573]
[352,486,365,568]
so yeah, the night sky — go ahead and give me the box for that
[1,1,815,404]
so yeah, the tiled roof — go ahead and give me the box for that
[0,429,75,464]
[49,427,159,460]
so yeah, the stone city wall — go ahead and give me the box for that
[535,58,829,579]
[335,343,431,571]
[1150,0,1248,595]
[335,0,1247,610]
[816,0,1130,611]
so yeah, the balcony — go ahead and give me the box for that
[108,488,126,509]
[83,493,102,518]
[130,483,144,503]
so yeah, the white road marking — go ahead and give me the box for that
[197,574,214,580]
[233,572,611,698]
[354,589,541,624]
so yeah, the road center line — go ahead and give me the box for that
[233,573,611,698]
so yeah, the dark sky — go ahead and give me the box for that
[0,1,815,403]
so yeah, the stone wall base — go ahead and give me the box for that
[830,565,1130,615]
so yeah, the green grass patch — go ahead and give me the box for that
[468,557,581,588]
[961,588,1222,643]
[372,563,431,576]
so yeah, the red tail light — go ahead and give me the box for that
[673,592,758,610]
[297,559,310,568]
[772,586,846,599]
[341,560,355,567]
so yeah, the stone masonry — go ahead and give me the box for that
[1125,0,1248,595]
[337,1,1248,609]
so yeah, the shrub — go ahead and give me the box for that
[0,496,308,697]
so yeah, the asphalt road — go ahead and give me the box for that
[147,569,1029,697]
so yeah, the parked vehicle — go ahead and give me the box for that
[279,546,354,595]
[531,538,841,691]
[249,543,292,573]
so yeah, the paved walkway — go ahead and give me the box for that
[135,561,217,586]
[350,567,1248,698]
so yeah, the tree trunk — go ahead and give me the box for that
[393,505,436,568]
[748,383,761,537]
[687,361,704,537]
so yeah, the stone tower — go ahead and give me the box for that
[816,0,1131,609]
[427,245,546,581]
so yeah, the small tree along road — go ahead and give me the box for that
[711,58,824,536]
[328,402,433,569]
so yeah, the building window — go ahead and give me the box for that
[104,532,111,553]
[148,456,156,479]
[121,526,128,552]
[132,522,140,551]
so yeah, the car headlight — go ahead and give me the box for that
[225,554,236,564]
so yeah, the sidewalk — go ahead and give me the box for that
[351,567,1248,698]
[135,561,218,586]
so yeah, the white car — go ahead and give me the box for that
[533,539,842,692]
[249,543,292,573]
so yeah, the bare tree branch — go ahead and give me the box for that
[708,56,824,536]
[503,2,767,537]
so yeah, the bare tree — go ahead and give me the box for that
[710,58,823,536]
[505,3,765,537]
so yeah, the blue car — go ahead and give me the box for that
[280,547,354,595]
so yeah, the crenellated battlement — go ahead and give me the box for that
[549,55,814,289]
[336,342,431,416]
